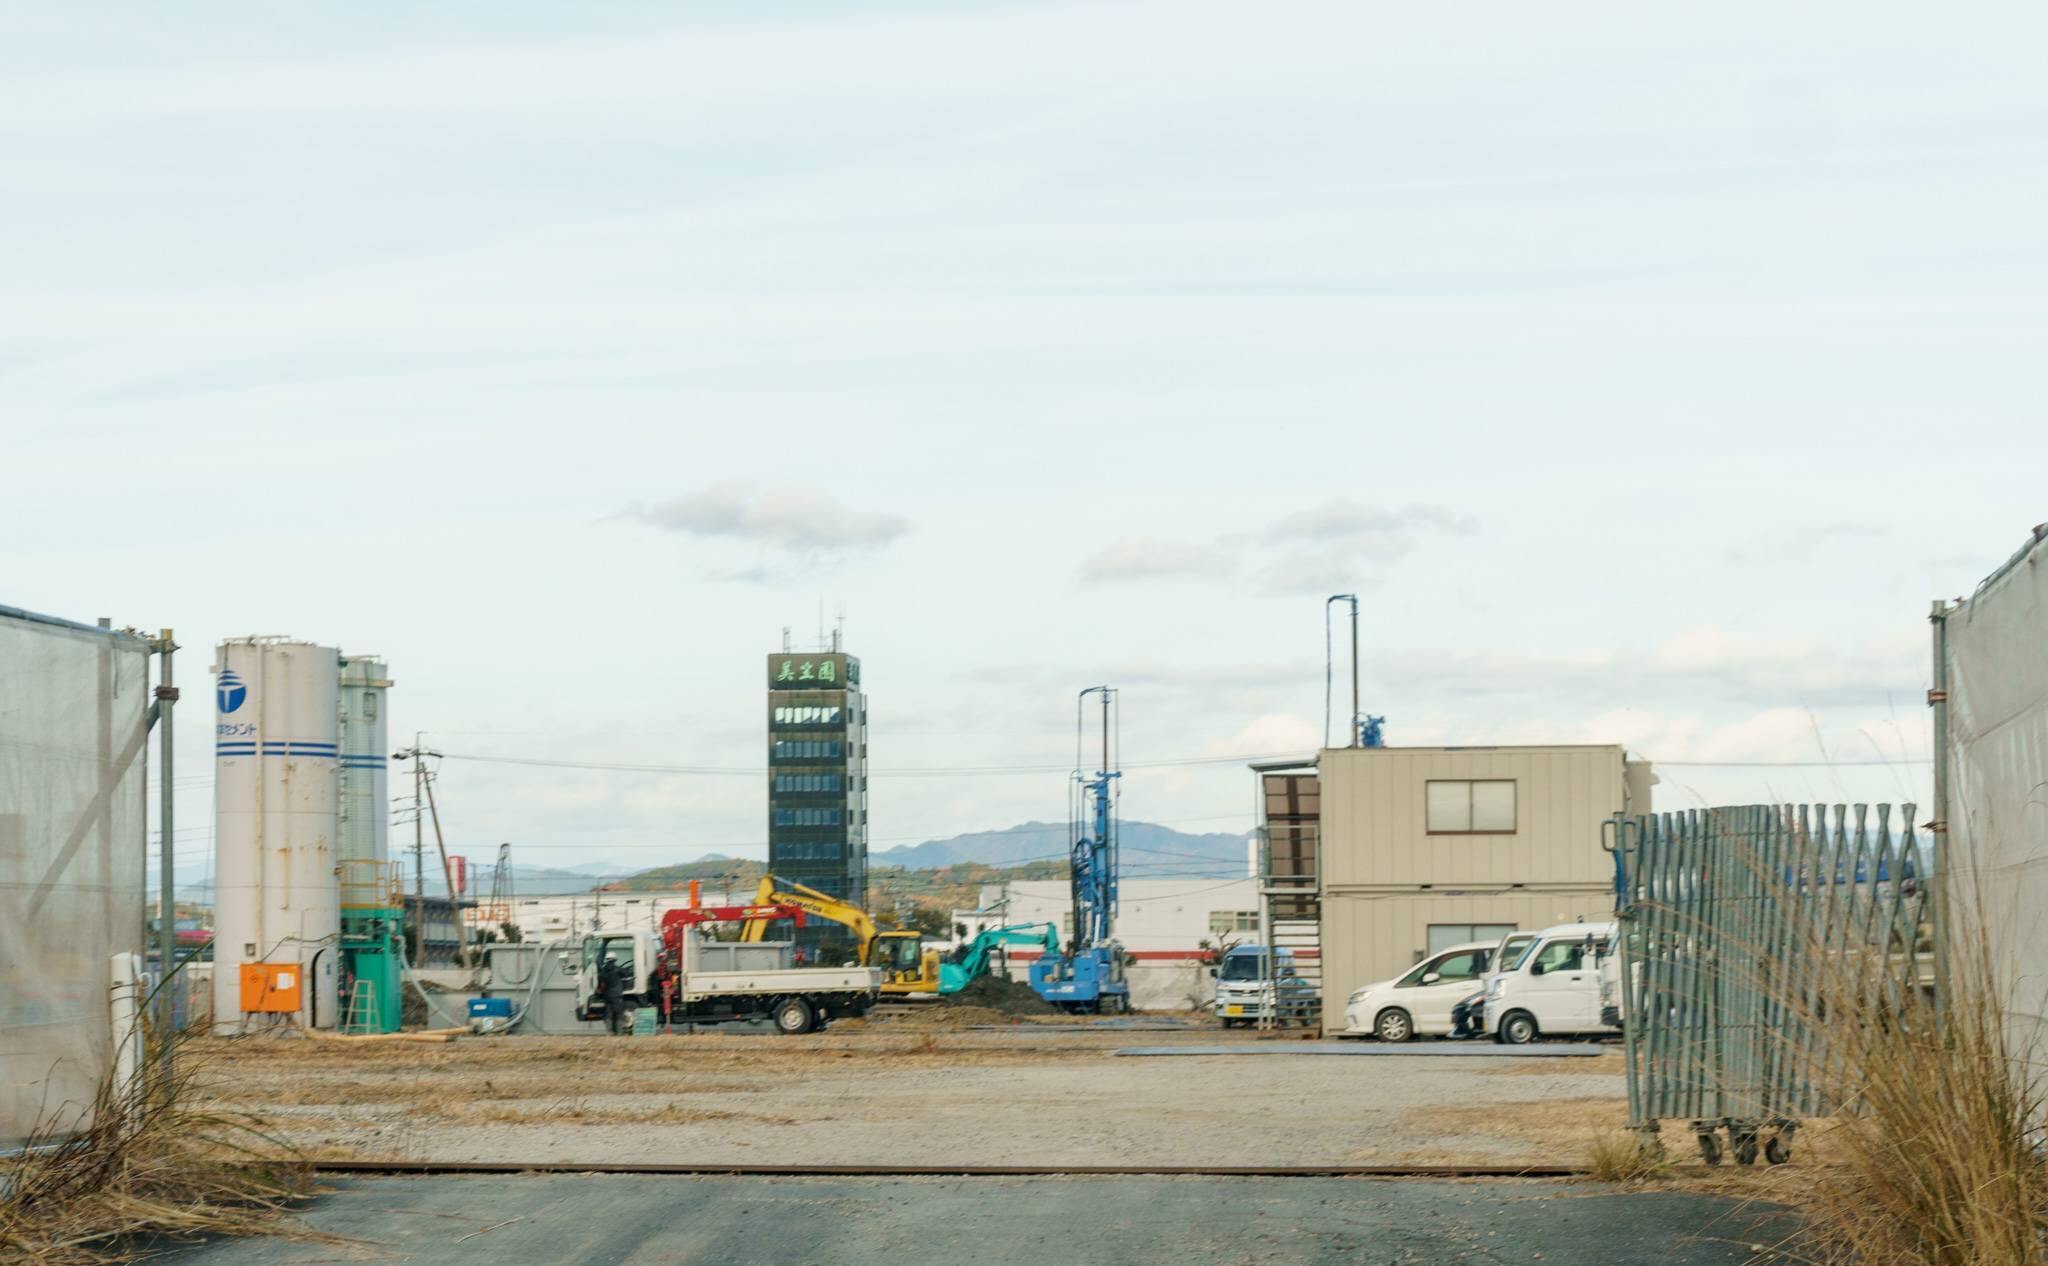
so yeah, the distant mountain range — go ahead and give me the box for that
[161,825,1248,903]
[870,821,1251,876]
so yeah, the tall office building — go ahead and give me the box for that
[765,643,868,953]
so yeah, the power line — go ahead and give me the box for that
[434,748,1931,779]
[1654,759,1929,768]
[435,750,1310,778]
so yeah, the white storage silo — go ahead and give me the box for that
[336,656,391,881]
[212,639,342,1033]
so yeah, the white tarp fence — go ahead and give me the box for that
[1943,526,2048,1089]
[0,607,151,1151]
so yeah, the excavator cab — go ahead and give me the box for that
[871,931,931,988]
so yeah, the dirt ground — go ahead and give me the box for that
[191,1022,1631,1167]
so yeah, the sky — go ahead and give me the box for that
[4,2,2042,879]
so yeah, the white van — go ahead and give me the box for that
[1341,941,1497,1041]
[1480,920,1619,1044]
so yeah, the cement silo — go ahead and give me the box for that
[212,639,341,1032]
[337,655,401,1032]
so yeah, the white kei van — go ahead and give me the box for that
[1480,920,1620,1044]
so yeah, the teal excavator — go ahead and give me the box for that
[940,923,1061,994]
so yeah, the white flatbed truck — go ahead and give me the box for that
[575,903,880,1034]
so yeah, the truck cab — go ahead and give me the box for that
[582,930,655,998]
[1212,945,1314,1028]
[1480,921,1620,1044]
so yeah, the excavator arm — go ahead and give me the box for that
[943,922,1062,993]
[738,875,877,963]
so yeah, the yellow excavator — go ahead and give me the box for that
[738,876,942,995]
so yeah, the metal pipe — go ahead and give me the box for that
[1928,600,1952,1016]
[1350,598,1360,747]
[1323,595,1357,749]
[308,1159,1591,1179]
[156,631,176,1055]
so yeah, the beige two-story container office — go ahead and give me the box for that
[1314,744,1655,1033]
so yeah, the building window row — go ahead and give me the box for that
[772,739,843,759]
[773,807,843,827]
[775,843,844,863]
[773,705,843,728]
[774,772,843,792]
[1208,910,1261,933]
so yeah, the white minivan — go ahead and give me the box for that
[1342,941,1497,1041]
[1481,921,1620,1044]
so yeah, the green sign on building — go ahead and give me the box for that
[768,653,859,689]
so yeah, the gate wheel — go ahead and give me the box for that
[1696,1129,1723,1166]
[1732,1129,1760,1167]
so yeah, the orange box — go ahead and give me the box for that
[239,963,302,1013]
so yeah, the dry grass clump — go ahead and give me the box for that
[0,1030,318,1264]
[1793,946,2048,1266]
[1585,1131,1667,1183]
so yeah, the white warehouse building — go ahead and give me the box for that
[498,891,754,947]
[956,877,1262,1011]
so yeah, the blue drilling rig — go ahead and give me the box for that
[1029,686,1132,1014]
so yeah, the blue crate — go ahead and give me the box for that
[468,997,514,1019]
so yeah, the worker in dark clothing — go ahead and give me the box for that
[597,955,626,1035]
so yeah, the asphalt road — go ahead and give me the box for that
[152,1175,1793,1265]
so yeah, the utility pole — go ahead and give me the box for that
[420,758,461,953]
[394,734,443,965]
[411,740,424,963]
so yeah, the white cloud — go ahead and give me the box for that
[1201,713,1321,758]
[630,482,909,562]
[1251,502,1477,593]
[1079,536,1234,583]
[1078,502,1476,593]
[1257,500,1477,553]
[1727,520,1886,565]
[1380,626,1920,709]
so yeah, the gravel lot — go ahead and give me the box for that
[195,1024,1629,1167]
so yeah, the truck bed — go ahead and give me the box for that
[676,966,878,1000]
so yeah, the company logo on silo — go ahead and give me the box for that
[217,670,247,714]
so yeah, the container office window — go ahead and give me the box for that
[1208,911,1260,933]
[1426,923,1517,956]
[1424,779,1517,834]
[1398,947,1491,987]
